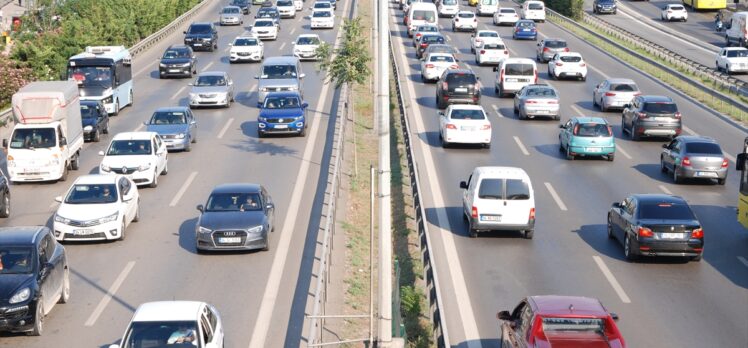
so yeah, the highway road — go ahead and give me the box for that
[391,1,748,347]
[0,0,352,346]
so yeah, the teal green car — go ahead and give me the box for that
[559,117,615,161]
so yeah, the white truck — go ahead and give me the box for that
[725,12,748,47]
[3,81,84,183]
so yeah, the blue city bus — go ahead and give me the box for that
[67,46,134,115]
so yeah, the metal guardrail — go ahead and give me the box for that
[389,27,450,348]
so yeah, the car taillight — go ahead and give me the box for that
[480,124,491,130]
[474,18,477,22]
[421,43,428,47]
[633,92,642,96]
[667,10,672,13]
[555,62,563,66]
[480,50,485,54]
[425,64,435,68]
[674,112,681,119]
[500,69,505,81]
[442,82,449,91]
[636,112,647,119]
[534,70,538,83]
[580,63,586,67]
[504,50,508,55]
[682,156,691,166]
[526,100,538,104]
[604,92,616,96]
[514,27,520,32]
[529,208,535,221]
[722,158,729,168]
[455,17,459,21]
[543,47,550,52]
[449,64,459,69]
[638,226,654,238]
[564,47,570,52]
[547,100,558,104]
[691,228,704,239]
[476,39,482,44]
[471,206,478,218]
[446,123,457,129]
[416,33,422,38]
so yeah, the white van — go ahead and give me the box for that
[494,58,538,97]
[522,1,546,22]
[726,12,748,47]
[477,0,499,16]
[407,2,438,36]
[459,167,536,239]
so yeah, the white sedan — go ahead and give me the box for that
[716,47,748,74]
[493,7,519,26]
[471,30,501,53]
[452,11,478,32]
[251,19,280,40]
[421,52,459,82]
[294,0,303,10]
[547,52,588,81]
[229,35,264,63]
[475,42,508,65]
[99,132,169,188]
[294,34,323,60]
[311,9,335,29]
[661,4,687,22]
[439,104,492,148]
[53,174,139,241]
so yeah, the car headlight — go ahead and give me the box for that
[96,212,119,225]
[260,87,268,92]
[54,214,71,224]
[179,62,192,67]
[176,133,186,139]
[138,163,152,171]
[198,226,212,234]
[288,85,298,91]
[9,287,30,304]
[247,225,263,234]
[159,63,167,68]
[84,125,93,131]
[258,116,267,122]
[102,96,113,104]
[100,164,111,172]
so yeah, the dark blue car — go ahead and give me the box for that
[258,91,308,137]
[512,20,537,40]
[80,100,109,142]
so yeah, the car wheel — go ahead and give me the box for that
[600,100,608,112]
[607,153,614,161]
[112,99,120,116]
[631,124,640,141]
[70,154,80,171]
[262,236,270,251]
[691,253,702,262]
[161,161,168,175]
[59,268,70,304]
[607,216,614,239]
[299,126,306,137]
[672,166,681,184]
[149,172,158,188]
[717,178,726,185]
[441,134,449,148]
[624,233,638,261]
[660,158,668,173]
[523,229,534,239]
[592,94,598,107]
[119,220,126,241]
[468,220,478,238]
[133,201,140,222]
[92,129,100,142]
[185,141,192,152]
[559,140,564,153]
[103,123,109,134]
[0,191,10,218]
[59,164,68,182]
[566,146,574,160]
[581,76,586,82]
[29,300,43,336]
[484,142,491,149]
[513,104,519,115]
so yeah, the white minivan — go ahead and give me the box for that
[726,11,748,47]
[477,0,499,16]
[494,58,538,97]
[460,167,536,238]
[522,0,546,22]
[408,2,439,36]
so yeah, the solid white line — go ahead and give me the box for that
[725,153,736,162]
[658,185,673,195]
[85,261,136,326]
[682,125,696,135]
[171,86,187,100]
[738,256,748,268]
[280,42,287,50]
[513,136,530,156]
[204,61,215,70]
[616,144,632,160]
[592,256,632,304]
[217,118,235,139]
[170,171,198,207]
[133,124,145,132]
[492,104,503,118]
[544,182,568,211]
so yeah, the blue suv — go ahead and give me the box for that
[258,91,308,137]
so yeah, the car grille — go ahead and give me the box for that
[212,230,248,246]
[111,166,140,174]
[0,305,29,320]
[199,93,217,98]
[266,87,291,92]
[266,118,295,124]
[65,232,107,239]
[237,52,251,56]
[160,134,179,139]
[66,219,100,227]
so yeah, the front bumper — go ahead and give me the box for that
[294,50,319,60]
[159,66,192,77]
[54,218,122,241]
[8,164,63,182]
[196,230,267,251]
[230,51,263,62]
[596,6,616,13]
[676,166,728,180]
[0,302,37,333]
[259,119,305,135]
[220,17,242,25]
[161,137,191,150]
[184,41,214,51]
[190,94,229,107]
[100,167,155,185]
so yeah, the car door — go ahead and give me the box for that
[594,80,607,104]
[37,235,58,313]
[206,304,224,347]
[262,187,275,230]
[119,177,136,222]
[439,109,449,137]
[154,136,167,172]
[560,119,573,148]
[619,197,637,242]
[97,103,109,133]
[610,197,628,239]
[187,110,197,139]
[663,138,679,171]
[718,48,727,69]
[622,97,636,129]
[462,172,474,217]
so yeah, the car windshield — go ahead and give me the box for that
[264,96,301,109]
[528,3,543,9]
[446,73,477,85]
[162,49,190,59]
[206,193,262,212]
[80,104,100,119]
[222,7,240,13]
[727,50,748,58]
[122,321,198,348]
[526,88,557,98]
[314,2,331,8]
[643,102,677,113]
[297,36,320,45]
[413,10,437,22]
[313,11,332,17]
[188,24,211,34]
[483,43,505,50]
[234,38,259,46]
[685,142,722,154]
[638,201,696,220]
[106,140,152,156]
[67,66,113,88]
[610,83,637,92]
[65,183,118,204]
[443,0,457,4]
[430,55,455,62]
[263,64,298,78]
[500,8,515,13]
[457,12,474,18]
[479,32,499,38]
[505,63,535,75]
[450,109,485,120]
[542,317,605,333]
[232,0,248,4]
[574,123,611,137]
[150,111,187,125]
[559,55,582,62]
[277,0,293,5]
[255,20,275,26]
[0,247,33,275]
[545,40,567,48]
[9,128,56,149]
[195,75,227,86]
[478,179,503,199]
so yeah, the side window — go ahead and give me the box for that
[466,174,473,189]
[672,140,682,153]
[44,235,55,258]
[152,138,159,153]
[38,235,51,264]
[207,306,219,330]
[120,177,131,196]
[518,305,534,340]
[627,199,637,216]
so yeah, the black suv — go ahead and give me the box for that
[593,0,617,14]
[80,100,109,142]
[416,33,446,59]
[622,95,681,141]
[183,22,218,52]
[230,0,250,14]
[436,69,482,109]
[0,226,69,335]
[159,44,197,79]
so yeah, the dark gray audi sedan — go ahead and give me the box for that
[195,184,275,252]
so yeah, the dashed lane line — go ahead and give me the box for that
[658,185,673,195]
[217,118,235,139]
[544,182,568,211]
[513,136,530,156]
[169,171,198,207]
[171,86,187,100]
[593,256,632,304]
[738,256,748,268]
[492,104,503,118]
[85,261,136,326]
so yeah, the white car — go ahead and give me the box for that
[311,9,335,29]
[438,104,492,148]
[251,19,279,40]
[438,0,459,17]
[547,52,588,81]
[99,132,168,188]
[108,301,224,348]
[477,0,499,16]
[421,52,459,82]
[294,0,304,10]
[229,35,264,63]
[493,7,519,26]
[475,42,508,65]
[294,34,323,60]
[452,11,478,32]
[716,47,748,74]
[521,0,546,22]
[661,4,687,22]
[471,30,501,53]
[276,0,297,18]
[53,174,139,241]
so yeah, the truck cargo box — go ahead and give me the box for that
[12,81,80,124]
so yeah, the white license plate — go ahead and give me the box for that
[74,229,94,235]
[506,78,518,82]
[522,29,530,32]
[455,87,468,93]
[23,168,41,174]
[193,43,202,46]
[480,215,501,222]
[696,171,717,177]
[534,109,549,114]
[661,233,683,239]
[460,126,475,131]
[275,124,288,129]
[219,237,241,243]
[653,117,671,121]
[586,147,601,152]
[169,69,181,72]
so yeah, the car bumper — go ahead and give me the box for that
[8,165,63,182]
[259,120,305,134]
[596,7,616,13]
[522,105,560,117]
[220,18,242,25]
[454,23,477,31]
[470,217,535,231]
[443,129,491,144]
[634,124,681,137]
[601,97,632,109]
[477,8,496,15]
[0,303,37,333]
[423,68,447,80]
[441,94,481,105]
[230,52,263,62]
[311,21,335,29]
[278,10,296,17]
[513,32,537,40]
[676,167,728,180]
[196,231,267,251]
[294,51,319,60]
[478,55,507,64]
[159,67,192,77]
[184,41,213,50]
[496,17,519,24]
[100,168,155,186]
[162,137,190,150]
[634,237,703,257]
[190,95,229,107]
[727,63,748,72]
[54,219,122,241]
[568,145,616,156]
[555,69,587,78]
[439,8,459,16]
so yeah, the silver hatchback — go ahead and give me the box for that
[593,78,640,112]
[660,136,728,185]
[513,84,560,120]
[536,38,568,63]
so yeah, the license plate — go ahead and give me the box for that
[219,237,241,243]
[275,124,288,129]
[522,29,530,32]
[74,229,94,235]
[480,215,501,222]
[455,87,468,93]
[586,147,601,152]
[24,168,41,174]
[696,171,717,177]
[653,117,671,121]
[169,69,181,73]
[506,78,518,82]
[460,126,475,131]
[661,233,683,239]
[535,109,549,114]
[193,43,202,46]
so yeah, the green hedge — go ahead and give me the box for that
[545,0,585,21]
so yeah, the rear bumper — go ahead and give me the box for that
[634,237,703,257]
[470,217,534,231]
[568,145,615,156]
[676,167,728,180]
[522,104,559,117]
[635,124,681,137]
[442,129,491,144]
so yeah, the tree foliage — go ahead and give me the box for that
[545,0,585,21]
[0,56,34,109]
[317,17,372,87]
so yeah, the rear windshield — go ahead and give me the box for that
[313,11,332,17]
[477,179,529,200]
[610,83,637,92]
[727,50,748,58]
[483,43,505,50]
[422,35,445,44]
[505,63,535,76]
[446,73,477,85]
[417,26,438,33]
[684,142,722,154]
[528,3,544,9]
[222,7,240,13]
[545,40,567,48]
[458,12,475,18]
[506,179,530,200]
[643,102,677,113]
[526,87,556,97]
[669,5,685,10]
[574,123,611,137]
[429,55,455,62]
[517,21,535,28]
[559,55,582,62]
[638,201,696,220]
[413,10,437,22]
[500,9,515,13]
[450,109,485,120]
[479,32,499,38]
[478,179,503,199]
[442,0,457,4]
[542,317,605,334]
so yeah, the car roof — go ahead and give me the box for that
[605,78,636,84]
[73,174,121,185]
[573,116,608,124]
[264,56,299,65]
[112,132,157,141]
[630,193,687,204]
[197,71,228,77]
[153,106,190,113]
[132,301,206,322]
[473,166,530,180]
[444,68,476,75]
[529,296,610,317]
[556,51,582,57]
[639,95,673,102]
[265,91,303,98]
[222,5,241,9]
[0,226,47,245]
[448,104,484,111]
[210,183,263,194]
[676,135,719,144]
[167,44,191,51]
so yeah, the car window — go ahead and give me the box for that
[222,7,240,13]
[206,193,263,212]
[574,123,611,137]
[200,315,213,343]
[296,36,320,45]
[518,304,534,340]
[81,104,99,119]
[669,5,685,10]
[638,201,696,220]
[478,178,503,199]
[542,317,605,333]
[642,102,677,113]
[517,21,535,28]
[479,32,499,38]
[163,49,190,59]
[235,38,259,46]
[255,19,276,26]
[65,183,118,204]
[195,75,227,86]
[526,88,556,97]
[313,10,332,17]
[0,246,34,274]
[188,24,212,34]
[450,109,485,120]
[9,128,56,149]
[277,0,293,5]
[610,83,637,92]
[727,50,748,58]
[505,179,530,200]
[263,64,298,78]
[545,40,567,48]
[446,73,477,85]
[559,55,582,63]
[123,321,197,347]
[505,63,534,76]
[684,142,722,155]
[120,177,131,196]
[528,3,543,9]
[151,111,187,125]
[457,12,474,18]
[264,96,301,109]
[483,43,505,50]
[430,55,455,63]
[422,35,445,44]
[107,140,152,156]
[43,234,55,259]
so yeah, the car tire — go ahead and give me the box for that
[600,100,608,112]
[631,124,640,141]
[607,216,614,239]
[133,201,140,222]
[262,238,270,251]
[119,220,126,241]
[581,76,586,82]
[185,142,192,152]
[59,268,70,304]
[672,166,681,184]
[92,129,100,142]
[691,254,702,262]
[660,158,668,173]
[70,154,80,171]
[161,161,168,175]
[59,164,68,182]
[717,178,726,185]
[441,134,449,148]
[559,140,564,153]
[0,191,10,218]
[484,142,491,149]
[299,126,306,137]
[607,153,614,161]
[523,229,534,239]
[112,99,120,116]
[513,104,519,115]
[566,146,574,160]
[592,94,598,107]
[103,123,109,134]
[554,114,560,121]
[468,220,478,238]
[149,173,158,188]
[624,233,638,261]
[29,300,43,336]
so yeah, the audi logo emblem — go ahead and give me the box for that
[224,231,236,236]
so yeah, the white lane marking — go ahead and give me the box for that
[738,256,748,268]
[570,104,586,117]
[682,125,696,135]
[725,153,736,162]
[217,118,235,139]
[544,182,568,211]
[134,62,155,78]
[592,256,632,304]
[280,42,287,50]
[169,171,198,207]
[658,185,673,195]
[492,104,503,118]
[85,261,136,326]
[171,86,187,100]
[290,27,297,35]
[390,15,483,348]
[446,35,452,41]
[251,82,258,91]
[586,63,610,80]
[204,61,215,70]
[616,144,632,160]
[617,4,714,54]
[133,124,145,132]
[513,136,530,156]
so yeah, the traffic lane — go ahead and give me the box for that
[616,0,725,45]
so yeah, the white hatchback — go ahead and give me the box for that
[438,104,492,148]
[477,0,499,16]
[294,0,303,10]
[99,132,169,188]
[293,34,323,60]
[547,52,588,81]
[661,4,687,22]
[471,30,502,53]
[438,0,459,17]
[493,7,519,26]
[421,52,459,82]
[522,0,546,22]
[475,42,509,65]
[229,35,264,63]
[53,174,139,241]
[311,9,335,29]
[453,11,478,32]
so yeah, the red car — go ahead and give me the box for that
[498,295,626,348]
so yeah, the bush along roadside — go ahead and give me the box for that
[545,0,585,21]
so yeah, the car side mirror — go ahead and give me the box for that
[183,31,187,34]
[302,102,309,108]
[191,120,197,125]
[493,66,498,72]
[559,124,565,129]
[254,75,260,79]
[299,73,306,78]
[196,204,204,212]
[55,196,63,203]
[612,202,621,209]
[266,203,274,210]
[661,144,668,149]
[98,150,105,156]
[610,312,620,321]
[459,181,468,189]
[737,153,746,171]
[497,310,512,321]
[59,137,67,146]
[229,81,234,86]
[143,121,148,126]
[2,139,7,148]
[188,83,194,86]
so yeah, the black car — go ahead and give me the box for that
[195,184,275,252]
[622,95,682,141]
[80,100,109,142]
[261,0,274,7]
[608,194,703,262]
[183,22,218,52]
[230,0,250,14]
[593,0,617,14]
[436,69,482,109]
[256,7,281,24]
[0,170,9,218]
[416,33,446,59]
[0,226,69,335]
[159,44,197,79]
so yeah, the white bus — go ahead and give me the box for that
[67,46,134,115]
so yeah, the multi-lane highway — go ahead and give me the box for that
[391,1,748,347]
[0,0,352,346]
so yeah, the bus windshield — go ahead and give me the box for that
[68,66,114,88]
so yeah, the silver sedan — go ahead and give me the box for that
[219,6,243,26]
[189,71,235,109]
[513,84,560,120]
